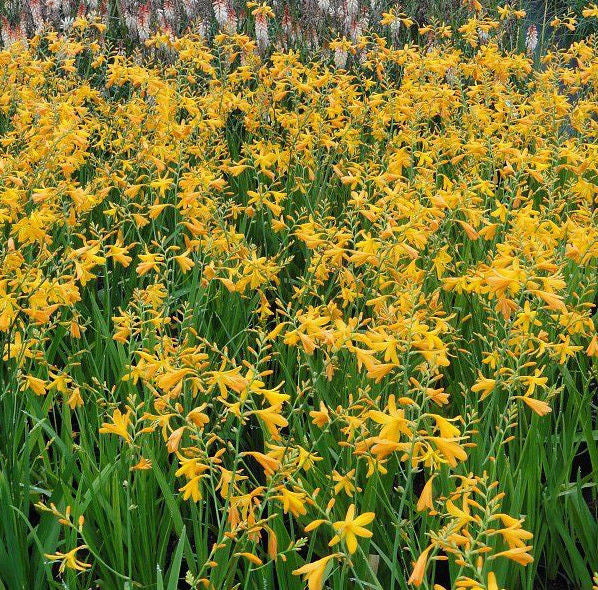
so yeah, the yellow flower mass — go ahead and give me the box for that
[1,6,598,590]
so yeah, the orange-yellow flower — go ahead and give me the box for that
[99,408,132,443]
[490,546,534,566]
[329,504,375,554]
[514,396,552,416]
[45,545,91,573]
[292,554,340,590]
[408,545,433,586]
[416,475,436,513]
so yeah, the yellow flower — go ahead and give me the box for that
[174,252,195,273]
[99,408,132,442]
[179,475,204,502]
[67,387,84,409]
[471,375,496,400]
[166,426,185,453]
[304,519,328,532]
[107,242,132,267]
[329,504,375,554]
[309,401,330,427]
[252,405,288,440]
[273,487,308,517]
[429,437,468,467]
[242,451,281,477]
[45,545,91,573]
[187,405,210,428]
[131,457,152,471]
[368,395,411,442]
[490,546,533,566]
[408,545,433,587]
[587,334,598,357]
[292,554,340,590]
[433,246,452,278]
[248,2,274,18]
[487,571,499,590]
[24,375,47,396]
[495,524,534,549]
[332,469,360,497]
[514,396,552,416]
[520,368,548,396]
[582,4,598,18]
[416,475,436,513]
[234,552,263,566]
[529,289,567,313]
[205,366,248,399]
[136,252,163,276]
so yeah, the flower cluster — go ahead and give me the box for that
[0,0,592,55]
